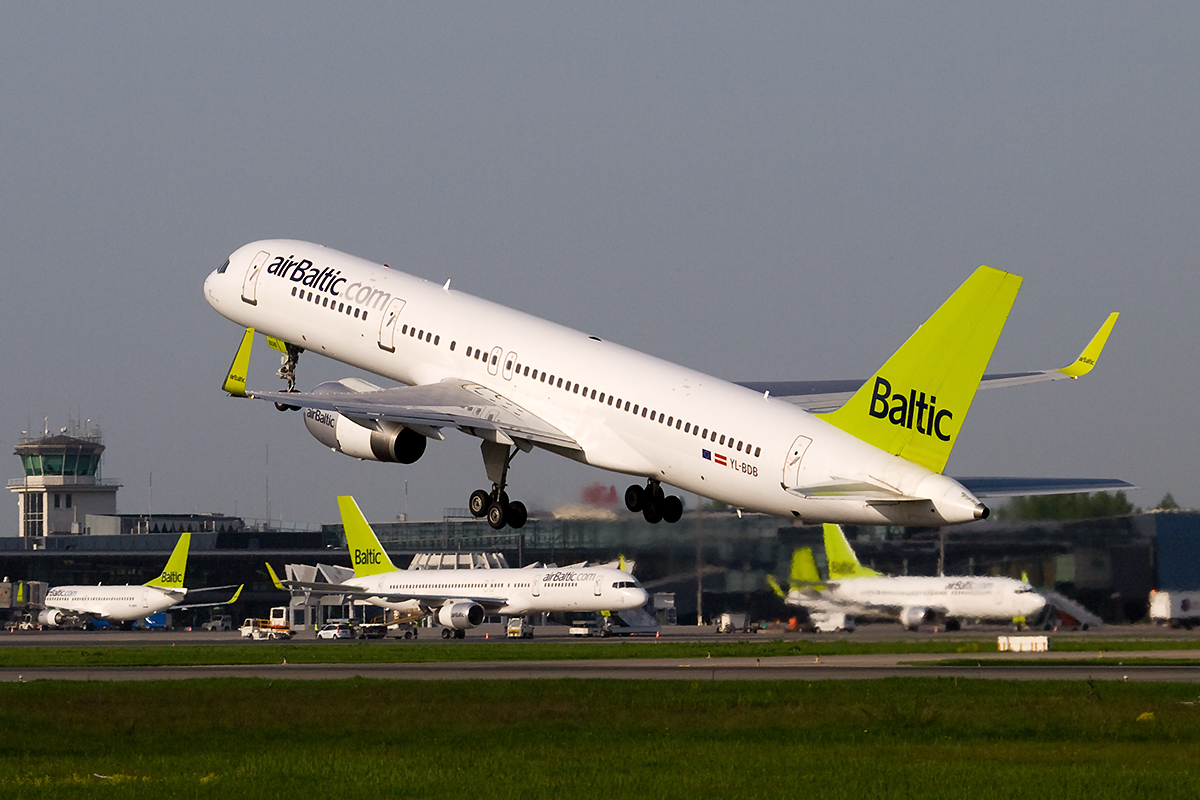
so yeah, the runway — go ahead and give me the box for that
[4,650,1199,683]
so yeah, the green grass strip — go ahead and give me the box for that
[2,678,1199,799]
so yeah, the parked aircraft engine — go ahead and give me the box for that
[436,601,485,630]
[37,609,69,627]
[302,380,426,464]
[900,606,929,631]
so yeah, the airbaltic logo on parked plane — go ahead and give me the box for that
[354,548,384,566]
[868,377,954,442]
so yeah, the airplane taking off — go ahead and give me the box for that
[205,239,1129,529]
[772,524,1047,631]
[267,496,650,638]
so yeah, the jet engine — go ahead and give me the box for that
[36,609,69,627]
[436,601,485,630]
[900,606,929,631]
[302,380,427,464]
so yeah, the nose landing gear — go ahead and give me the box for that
[625,479,683,524]
[273,343,304,412]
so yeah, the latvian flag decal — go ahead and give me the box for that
[702,449,728,466]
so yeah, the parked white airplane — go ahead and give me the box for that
[775,524,1046,630]
[38,534,242,628]
[205,239,1128,529]
[267,496,650,638]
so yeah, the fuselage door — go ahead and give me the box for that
[782,435,813,489]
[594,578,603,597]
[241,250,271,306]
[532,577,541,597]
[377,298,407,352]
[503,351,517,381]
[488,346,503,376]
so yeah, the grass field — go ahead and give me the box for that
[0,636,1197,668]
[2,678,1198,799]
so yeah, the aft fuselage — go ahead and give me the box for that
[205,239,984,525]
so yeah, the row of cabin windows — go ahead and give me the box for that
[292,286,369,322]
[491,354,762,459]
[399,323,440,347]
[362,322,763,461]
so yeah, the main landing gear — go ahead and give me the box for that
[274,342,304,412]
[468,441,528,530]
[624,479,683,524]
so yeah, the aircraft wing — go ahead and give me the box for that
[739,312,1119,412]
[222,328,580,451]
[172,585,243,611]
[251,379,580,451]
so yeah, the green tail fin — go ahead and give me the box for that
[338,496,398,577]
[823,266,1022,473]
[145,533,190,589]
[791,547,822,585]
[824,524,883,580]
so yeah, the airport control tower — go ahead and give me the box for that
[9,422,120,538]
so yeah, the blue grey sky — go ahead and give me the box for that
[2,4,1194,532]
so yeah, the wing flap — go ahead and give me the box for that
[249,379,581,451]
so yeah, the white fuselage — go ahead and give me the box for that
[204,239,984,526]
[354,565,648,617]
[43,585,183,622]
[793,576,1046,622]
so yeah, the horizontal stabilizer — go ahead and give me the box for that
[955,476,1135,498]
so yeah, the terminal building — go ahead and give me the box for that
[3,425,1199,627]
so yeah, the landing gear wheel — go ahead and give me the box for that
[642,502,662,524]
[487,502,507,530]
[661,495,683,524]
[469,490,491,518]
[455,629,466,640]
[624,485,645,512]
[507,500,528,529]
[441,628,453,639]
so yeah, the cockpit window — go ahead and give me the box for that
[217,259,230,274]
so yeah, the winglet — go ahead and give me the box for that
[1056,312,1118,378]
[227,584,244,604]
[222,328,255,396]
[265,562,286,591]
[338,496,398,577]
[145,533,190,589]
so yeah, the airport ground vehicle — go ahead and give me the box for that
[715,612,751,633]
[1149,590,1200,628]
[316,622,355,640]
[507,617,534,638]
[240,607,293,639]
[201,614,233,632]
[358,623,387,639]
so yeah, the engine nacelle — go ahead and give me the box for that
[900,606,929,630]
[302,380,427,464]
[37,609,68,627]
[436,601,485,630]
